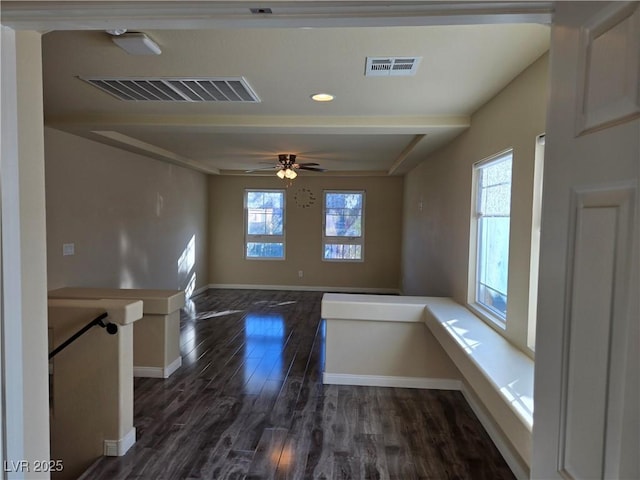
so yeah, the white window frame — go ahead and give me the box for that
[527,134,545,351]
[468,149,513,328]
[322,190,365,262]
[244,189,286,260]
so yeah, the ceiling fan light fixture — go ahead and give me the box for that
[276,169,286,179]
[285,168,297,179]
[311,93,334,102]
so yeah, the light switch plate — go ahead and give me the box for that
[63,243,75,256]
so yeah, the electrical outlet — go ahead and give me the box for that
[298,270,303,278]
[62,243,75,256]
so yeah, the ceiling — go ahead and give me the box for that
[31,3,551,176]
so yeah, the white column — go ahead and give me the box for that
[16,29,50,478]
[1,25,51,479]
[1,25,26,480]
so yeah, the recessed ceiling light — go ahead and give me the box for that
[311,93,334,102]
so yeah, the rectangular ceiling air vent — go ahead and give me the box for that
[80,77,261,102]
[365,57,422,77]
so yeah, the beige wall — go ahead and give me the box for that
[209,175,403,291]
[16,30,52,475]
[402,53,548,352]
[45,128,209,294]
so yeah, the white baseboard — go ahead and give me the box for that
[322,372,461,390]
[134,356,182,379]
[165,356,182,377]
[206,283,400,294]
[103,427,136,456]
[460,383,529,480]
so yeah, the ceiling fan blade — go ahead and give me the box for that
[296,162,320,167]
[298,166,327,172]
[245,166,279,173]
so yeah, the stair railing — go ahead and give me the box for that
[48,312,118,360]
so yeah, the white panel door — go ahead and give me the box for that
[532,2,639,479]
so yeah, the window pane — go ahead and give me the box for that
[474,153,512,320]
[482,157,512,187]
[247,208,283,235]
[246,191,264,209]
[323,244,362,260]
[479,183,511,216]
[325,212,362,237]
[246,242,284,258]
[245,190,285,260]
[477,283,507,318]
[326,192,362,209]
[247,191,283,209]
[477,211,510,316]
[247,191,284,236]
[325,193,363,237]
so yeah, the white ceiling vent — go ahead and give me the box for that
[365,57,421,77]
[80,77,261,102]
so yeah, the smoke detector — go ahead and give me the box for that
[110,32,161,55]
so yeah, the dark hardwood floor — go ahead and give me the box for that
[82,289,514,480]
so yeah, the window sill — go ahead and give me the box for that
[322,258,364,263]
[245,257,285,261]
[467,302,506,331]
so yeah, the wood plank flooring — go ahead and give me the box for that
[81,289,514,480]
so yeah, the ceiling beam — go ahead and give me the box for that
[48,114,471,135]
[388,134,427,176]
[1,1,553,31]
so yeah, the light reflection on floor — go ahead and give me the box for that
[243,314,285,394]
[195,309,244,320]
[252,300,298,308]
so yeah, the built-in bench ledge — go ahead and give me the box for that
[49,288,185,378]
[422,297,533,478]
[321,293,534,479]
[423,298,533,428]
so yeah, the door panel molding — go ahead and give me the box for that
[575,2,640,136]
[558,182,636,478]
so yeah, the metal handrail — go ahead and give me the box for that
[48,312,118,360]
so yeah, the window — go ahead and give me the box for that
[471,151,513,323]
[323,190,365,261]
[244,189,285,259]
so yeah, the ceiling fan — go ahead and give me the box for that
[246,154,327,179]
